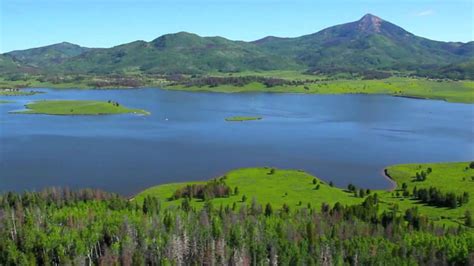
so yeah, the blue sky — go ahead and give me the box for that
[1,0,472,53]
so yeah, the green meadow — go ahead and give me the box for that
[13,100,150,115]
[168,76,474,103]
[379,162,474,226]
[208,70,321,80]
[135,167,363,208]
[1,73,472,103]
[135,162,474,228]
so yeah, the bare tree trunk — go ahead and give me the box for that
[10,210,17,241]
[87,251,92,266]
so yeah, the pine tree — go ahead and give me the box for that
[465,211,473,227]
[265,203,273,216]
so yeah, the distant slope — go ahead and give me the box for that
[5,42,90,68]
[0,54,37,74]
[0,54,22,73]
[416,59,474,80]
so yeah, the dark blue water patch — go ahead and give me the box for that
[0,88,473,196]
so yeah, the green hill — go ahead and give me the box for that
[49,32,298,74]
[135,167,363,209]
[135,162,474,227]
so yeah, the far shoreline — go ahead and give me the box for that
[3,85,473,104]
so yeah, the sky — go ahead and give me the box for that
[0,0,472,53]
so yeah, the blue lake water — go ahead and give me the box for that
[1,88,473,196]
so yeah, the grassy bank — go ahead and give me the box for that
[1,73,473,103]
[379,162,474,226]
[168,76,474,103]
[13,100,150,115]
[135,167,363,208]
[0,75,166,90]
[135,162,474,227]
[225,116,262,122]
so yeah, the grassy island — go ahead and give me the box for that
[225,116,262,122]
[12,100,150,115]
[0,100,12,104]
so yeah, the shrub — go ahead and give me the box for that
[172,178,231,200]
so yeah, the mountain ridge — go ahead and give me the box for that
[2,14,472,78]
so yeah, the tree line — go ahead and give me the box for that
[174,76,306,88]
[413,186,469,208]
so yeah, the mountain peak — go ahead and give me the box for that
[360,13,381,20]
[52,42,82,48]
[358,13,384,33]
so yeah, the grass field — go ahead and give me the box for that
[208,70,321,80]
[168,76,474,103]
[225,116,262,122]
[1,73,472,103]
[0,76,166,90]
[135,162,474,227]
[12,100,150,115]
[134,167,363,209]
[379,162,474,227]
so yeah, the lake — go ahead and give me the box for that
[1,88,473,196]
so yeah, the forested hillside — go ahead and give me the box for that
[1,188,473,265]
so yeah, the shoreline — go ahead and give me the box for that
[381,168,398,191]
[4,86,472,104]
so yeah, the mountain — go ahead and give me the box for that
[253,14,472,73]
[5,42,90,68]
[48,32,298,74]
[1,14,472,76]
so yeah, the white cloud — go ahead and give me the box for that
[415,9,434,17]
